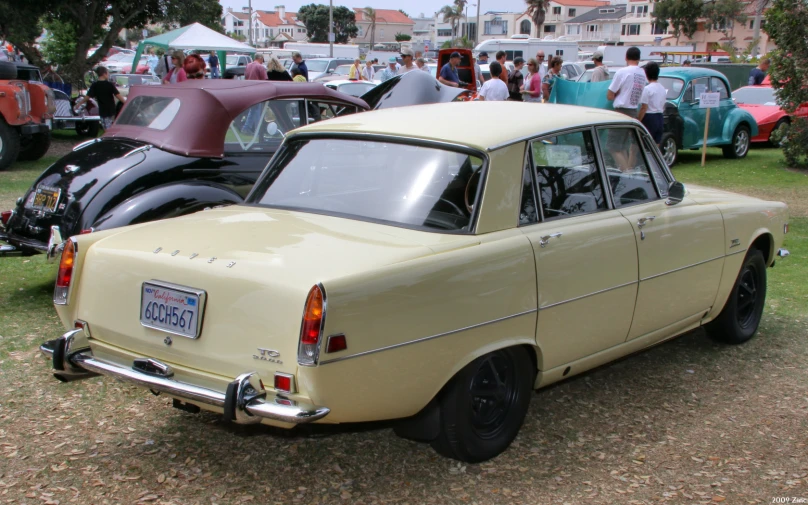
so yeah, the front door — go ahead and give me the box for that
[596,127,725,340]
[519,129,639,371]
[710,77,733,141]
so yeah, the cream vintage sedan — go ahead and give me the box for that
[41,102,790,463]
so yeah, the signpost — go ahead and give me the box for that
[699,92,721,167]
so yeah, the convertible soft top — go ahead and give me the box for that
[104,80,369,158]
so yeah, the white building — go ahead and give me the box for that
[565,4,627,45]
[619,0,671,45]
[515,0,610,39]
[222,8,250,39]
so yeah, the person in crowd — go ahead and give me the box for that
[520,58,543,103]
[638,62,666,146]
[682,59,692,67]
[291,67,307,82]
[477,51,489,65]
[542,56,564,101]
[348,58,364,80]
[183,54,206,79]
[244,55,268,80]
[749,58,770,85]
[438,51,464,88]
[380,57,398,82]
[535,51,547,82]
[591,51,609,82]
[74,66,124,131]
[146,49,159,75]
[155,51,172,80]
[508,57,525,101]
[478,62,509,101]
[474,53,484,85]
[208,51,220,79]
[291,51,308,81]
[416,57,429,73]
[162,51,187,84]
[495,51,508,85]
[363,59,376,80]
[266,56,292,81]
[398,48,417,74]
[607,46,646,118]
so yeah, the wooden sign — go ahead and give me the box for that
[700,92,721,166]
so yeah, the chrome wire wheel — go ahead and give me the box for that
[469,353,517,440]
[736,263,759,329]
[662,136,677,166]
[735,129,750,157]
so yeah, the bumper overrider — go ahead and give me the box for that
[40,329,330,425]
[0,225,64,260]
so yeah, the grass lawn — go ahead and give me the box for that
[0,144,806,505]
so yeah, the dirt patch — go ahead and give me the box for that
[49,134,84,158]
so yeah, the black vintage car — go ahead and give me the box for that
[0,73,467,256]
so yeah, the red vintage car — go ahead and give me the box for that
[734,84,808,144]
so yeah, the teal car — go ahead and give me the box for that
[658,68,758,166]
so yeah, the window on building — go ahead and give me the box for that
[621,24,641,35]
[599,8,615,13]
[651,23,666,34]
[483,19,508,35]
[567,25,580,35]
[568,8,577,17]
[520,19,531,34]
[438,28,452,36]
[552,6,562,14]
[544,24,556,33]
[588,24,599,32]
[632,5,648,16]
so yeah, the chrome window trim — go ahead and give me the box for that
[640,255,725,282]
[318,308,538,366]
[487,121,639,151]
[517,141,542,226]
[540,280,638,310]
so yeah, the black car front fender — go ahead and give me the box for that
[90,182,244,231]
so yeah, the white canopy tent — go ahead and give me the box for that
[131,23,255,76]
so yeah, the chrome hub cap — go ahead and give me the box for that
[735,130,749,157]
[662,137,677,166]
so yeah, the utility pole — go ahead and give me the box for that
[329,0,334,57]
[475,1,480,47]
[248,0,253,46]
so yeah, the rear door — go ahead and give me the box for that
[677,78,709,147]
[710,77,732,142]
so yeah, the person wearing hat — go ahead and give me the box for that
[380,56,398,82]
[476,52,488,84]
[398,48,417,74]
[439,51,466,88]
[591,50,609,82]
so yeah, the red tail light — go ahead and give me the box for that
[298,284,325,366]
[54,239,76,305]
[0,210,11,226]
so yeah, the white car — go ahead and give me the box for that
[324,80,377,97]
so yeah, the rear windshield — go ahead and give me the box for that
[248,138,485,233]
[116,96,181,130]
[658,77,685,100]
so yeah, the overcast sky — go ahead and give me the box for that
[218,0,529,19]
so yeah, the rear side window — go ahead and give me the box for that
[711,77,729,99]
[117,96,180,130]
[225,100,302,153]
[530,130,607,219]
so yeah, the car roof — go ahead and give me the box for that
[289,101,636,151]
[659,67,729,80]
[104,79,368,158]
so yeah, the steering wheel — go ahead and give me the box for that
[464,171,481,213]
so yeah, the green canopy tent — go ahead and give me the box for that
[131,23,255,77]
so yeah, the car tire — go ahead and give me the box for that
[430,346,533,463]
[0,120,21,171]
[17,132,51,161]
[75,121,100,138]
[660,132,678,167]
[768,118,789,146]
[722,124,750,159]
[706,248,767,345]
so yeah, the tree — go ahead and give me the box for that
[298,4,358,43]
[395,32,412,41]
[765,0,808,166]
[652,0,703,43]
[438,4,463,45]
[525,0,550,37]
[364,7,377,49]
[703,0,747,42]
[160,0,224,32]
[398,9,410,17]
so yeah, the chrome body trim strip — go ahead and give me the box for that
[640,255,725,282]
[540,280,638,310]
[72,137,102,152]
[726,248,748,257]
[319,308,538,365]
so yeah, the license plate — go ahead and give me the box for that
[32,186,61,213]
[140,281,206,339]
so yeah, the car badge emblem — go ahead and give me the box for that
[171,250,180,256]
[730,238,741,248]
[254,348,282,364]
[208,257,216,264]
[153,247,162,254]
[189,253,198,260]
[64,165,80,174]
[227,261,236,268]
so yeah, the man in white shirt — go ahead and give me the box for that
[638,62,667,145]
[478,62,509,101]
[397,48,417,75]
[362,60,375,81]
[607,46,647,118]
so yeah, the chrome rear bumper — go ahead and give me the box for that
[40,331,329,425]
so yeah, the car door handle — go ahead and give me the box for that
[539,232,562,248]
[637,216,656,228]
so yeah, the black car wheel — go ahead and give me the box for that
[430,346,533,462]
[707,248,767,344]
[0,120,21,171]
[722,125,750,159]
[75,121,100,138]
[17,132,51,161]
[660,132,678,167]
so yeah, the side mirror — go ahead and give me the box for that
[666,181,686,205]
[265,121,284,138]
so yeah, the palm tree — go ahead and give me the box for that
[439,4,464,45]
[525,0,551,37]
[453,0,468,39]
[363,7,377,50]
